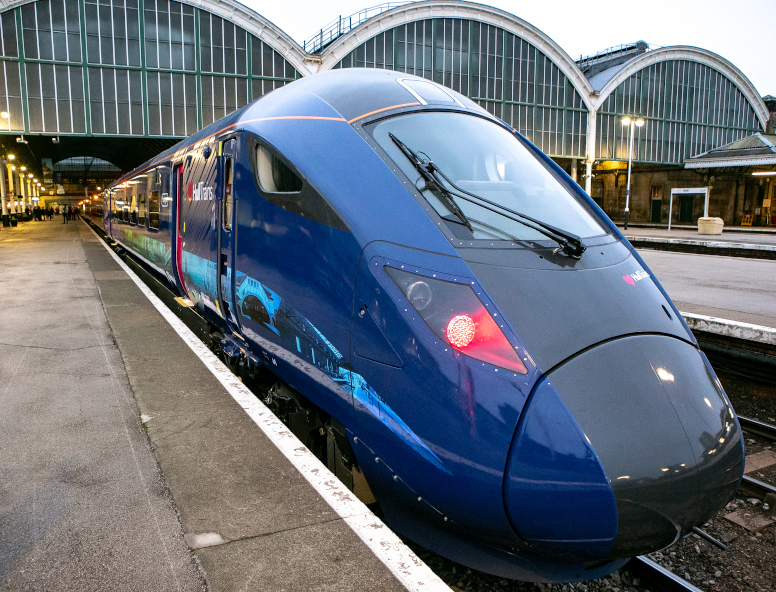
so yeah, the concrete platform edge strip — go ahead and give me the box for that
[626,236,776,251]
[680,312,776,346]
[82,221,451,592]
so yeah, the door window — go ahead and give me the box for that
[130,194,138,224]
[223,157,233,231]
[149,191,160,228]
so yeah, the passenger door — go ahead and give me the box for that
[217,138,240,331]
[172,163,188,297]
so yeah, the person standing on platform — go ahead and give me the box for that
[63,205,68,224]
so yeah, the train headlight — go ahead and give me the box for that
[385,267,526,374]
[406,280,432,310]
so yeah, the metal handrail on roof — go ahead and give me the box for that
[576,41,652,67]
[303,2,413,54]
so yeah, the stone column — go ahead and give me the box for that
[8,167,17,213]
[20,174,27,214]
[570,158,578,184]
[585,108,598,196]
[0,160,8,226]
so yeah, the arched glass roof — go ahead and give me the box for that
[592,49,764,165]
[0,0,303,138]
[0,0,766,173]
[323,2,592,159]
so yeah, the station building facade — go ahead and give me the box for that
[0,0,770,224]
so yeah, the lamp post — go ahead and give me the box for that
[621,116,644,230]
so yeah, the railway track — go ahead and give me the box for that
[627,417,776,591]
[739,415,776,442]
[626,556,705,592]
[737,415,776,501]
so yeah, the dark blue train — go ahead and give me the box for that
[102,69,744,583]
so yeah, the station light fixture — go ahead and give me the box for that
[620,115,644,230]
[7,154,13,160]
[752,171,776,176]
[27,174,32,178]
[20,166,25,171]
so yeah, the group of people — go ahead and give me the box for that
[31,205,53,221]
[61,205,79,223]
[11,204,80,222]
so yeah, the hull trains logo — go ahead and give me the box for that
[623,270,650,286]
[187,181,215,201]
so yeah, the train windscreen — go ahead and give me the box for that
[370,112,606,243]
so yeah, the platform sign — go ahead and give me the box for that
[668,187,709,231]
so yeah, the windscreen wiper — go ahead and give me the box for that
[429,163,586,258]
[389,133,473,233]
[389,133,585,258]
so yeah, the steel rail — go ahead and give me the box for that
[738,415,776,442]
[737,416,776,499]
[739,475,776,500]
[626,556,704,592]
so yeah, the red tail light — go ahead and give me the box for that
[447,315,475,347]
[385,267,527,374]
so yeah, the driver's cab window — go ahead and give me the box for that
[249,136,348,231]
[256,145,303,193]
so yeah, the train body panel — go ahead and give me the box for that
[101,68,745,583]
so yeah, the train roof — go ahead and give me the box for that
[109,69,485,188]
[264,68,483,123]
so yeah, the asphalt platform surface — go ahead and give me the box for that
[0,217,407,592]
[638,249,776,328]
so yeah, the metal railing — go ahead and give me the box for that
[303,2,413,54]
[576,41,651,67]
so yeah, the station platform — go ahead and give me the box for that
[623,227,776,247]
[617,228,776,263]
[639,247,776,329]
[0,219,441,592]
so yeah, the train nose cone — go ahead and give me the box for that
[505,335,743,559]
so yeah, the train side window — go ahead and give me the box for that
[223,157,234,231]
[138,193,146,226]
[130,194,138,224]
[149,191,160,229]
[256,145,303,193]
[249,135,348,231]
